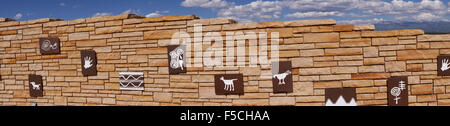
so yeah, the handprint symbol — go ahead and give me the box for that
[84,56,93,69]
[441,59,450,72]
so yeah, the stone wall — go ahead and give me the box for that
[1,14,450,106]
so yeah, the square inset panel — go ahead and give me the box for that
[214,74,244,95]
[438,55,450,76]
[29,74,43,97]
[325,88,357,106]
[39,37,60,55]
[388,76,408,106]
[119,72,144,91]
[167,45,187,74]
[81,50,97,76]
[272,61,293,93]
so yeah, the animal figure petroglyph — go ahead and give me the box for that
[273,70,291,85]
[30,82,40,90]
[220,76,237,91]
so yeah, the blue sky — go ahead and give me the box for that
[1,0,449,24]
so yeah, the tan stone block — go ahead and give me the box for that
[105,20,122,26]
[333,25,353,32]
[283,19,336,27]
[222,22,257,30]
[315,42,339,48]
[291,57,313,68]
[430,42,450,49]
[143,15,197,22]
[331,67,357,74]
[23,27,42,35]
[54,96,67,105]
[144,30,178,40]
[240,67,261,75]
[113,31,143,37]
[325,48,362,56]
[418,34,450,42]
[133,95,153,102]
[340,38,371,47]
[279,50,299,57]
[127,55,148,63]
[293,82,314,95]
[62,87,80,93]
[434,79,450,85]
[314,81,342,88]
[343,80,373,87]
[57,26,74,34]
[304,33,340,43]
[269,97,295,106]
[69,32,89,41]
[0,30,17,35]
[397,29,424,36]
[0,21,19,27]
[385,61,406,72]
[257,21,284,28]
[148,59,168,66]
[76,39,107,47]
[49,70,77,76]
[95,26,122,34]
[0,41,10,48]
[364,57,384,65]
[358,65,385,73]
[362,30,397,37]
[417,95,436,102]
[192,75,214,82]
[372,37,398,45]
[311,26,333,32]
[199,87,224,98]
[267,28,293,38]
[411,84,433,95]
[153,92,172,102]
[353,25,375,31]
[340,31,361,38]
[300,49,324,56]
[299,68,330,75]
[232,99,269,106]
[68,97,86,103]
[75,27,95,32]
[97,53,120,60]
[351,73,390,79]
[397,50,439,60]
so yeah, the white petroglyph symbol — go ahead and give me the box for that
[30,82,40,90]
[220,76,237,91]
[119,72,144,89]
[170,47,185,70]
[41,40,57,51]
[83,56,93,69]
[273,70,291,85]
[390,80,406,104]
[441,59,450,71]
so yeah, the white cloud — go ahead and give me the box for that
[92,12,112,17]
[285,11,346,18]
[413,12,442,21]
[145,11,169,18]
[14,13,23,19]
[218,0,282,22]
[59,2,66,7]
[181,0,232,8]
[180,0,450,22]
[122,9,141,14]
[338,18,384,25]
[284,0,360,11]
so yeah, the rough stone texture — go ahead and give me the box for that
[0,14,448,106]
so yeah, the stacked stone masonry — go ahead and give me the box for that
[0,14,450,106]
